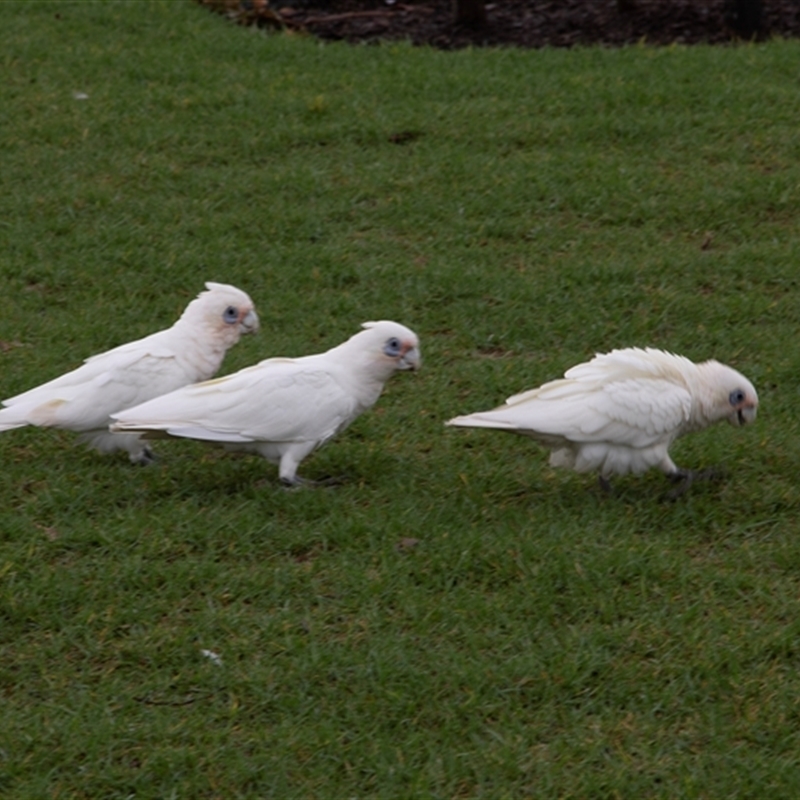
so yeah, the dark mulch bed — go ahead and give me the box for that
[197,0,800,49]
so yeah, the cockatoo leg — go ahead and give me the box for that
[276,442,344,488]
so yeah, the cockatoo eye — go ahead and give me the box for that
[222,306,239,324]
[383,337,402,357]
[729,389,746,406]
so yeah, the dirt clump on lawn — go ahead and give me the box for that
[198,0,800,49]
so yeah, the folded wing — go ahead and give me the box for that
[448,372,692,450]
[0,337,187,431]
[111,358,360,447]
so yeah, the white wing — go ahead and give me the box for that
[0,331,197,432]
[449,375,693,449]
[112,358,362,446]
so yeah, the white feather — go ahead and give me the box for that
[111,320,421,484]
[0,282,258,462]
[447,347,758,479]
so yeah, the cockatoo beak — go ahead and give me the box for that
[734,403,757,426]
[240,309,260,334]
[399,344,421,371]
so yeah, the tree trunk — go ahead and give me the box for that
[724,0,763,38]
[452,0,486,28]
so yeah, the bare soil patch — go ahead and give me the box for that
[198,0,800,49]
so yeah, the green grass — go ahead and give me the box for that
[2,1,800,796]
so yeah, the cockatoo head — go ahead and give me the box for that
[356,320,421,377]
[181,282,259,347]
[701,361,758,427]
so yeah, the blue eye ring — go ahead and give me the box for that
[729,389,745,406]
[384,337,402,356]
[222,306,239,324]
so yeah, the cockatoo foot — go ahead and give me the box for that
[665,466,725,500]
[280,474,344,489]
[131,446,157,466]
[597,475,613,495]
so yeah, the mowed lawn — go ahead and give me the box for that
[2,1,800,797]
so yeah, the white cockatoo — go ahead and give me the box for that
[0,282,259,463]
[447,347,758,489]
[110,320,421,485]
